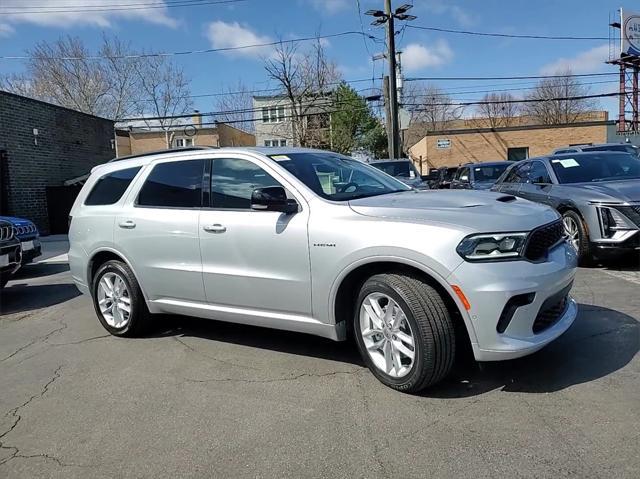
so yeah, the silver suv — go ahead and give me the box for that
[69,147,578,392]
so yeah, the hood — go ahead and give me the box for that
[563,179,640,203]
[348,190,560,232]
[0,216,34,227]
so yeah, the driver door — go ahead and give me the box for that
[198,155,312,317]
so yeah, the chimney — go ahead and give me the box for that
[192,109,202,127]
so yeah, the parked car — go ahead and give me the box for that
[431,166,458,189]
[0,216,41,264]
[0,220,22,288]
[369,159,429,189]
[69,147,577,392]
[450,161,512,190]
[553,143,639,157]
[492,151,640,264]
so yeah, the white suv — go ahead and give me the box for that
[69,147,578,392]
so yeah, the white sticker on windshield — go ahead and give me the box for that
[271,155,290,161]
[551,158,579,168]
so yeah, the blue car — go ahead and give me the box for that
[0,216,42,264]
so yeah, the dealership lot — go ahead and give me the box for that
[0,242,638,478]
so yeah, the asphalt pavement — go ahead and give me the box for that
[0,241,638,478]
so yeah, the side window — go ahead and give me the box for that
[457,167,470,182]
[528,161,552,184]
[85,167,141,206]
[210,158,282,209]
[137,159,205,208]
[504,163,530,183]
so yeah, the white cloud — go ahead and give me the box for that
[0,0,177,34]
[402,40,453,72]
[306,0,349,15]
[540,44,609,75]
[205,21,273,58]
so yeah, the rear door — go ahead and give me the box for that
[115,157,206,303]
[518,160,554,205]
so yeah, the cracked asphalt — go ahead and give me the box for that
[0,252,639,478]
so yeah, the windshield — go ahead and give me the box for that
[472,164,509,181]
[371,161,419,178]
[269,152,410,201]
[549,153,640,183]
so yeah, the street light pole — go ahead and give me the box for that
[385,0,400,159]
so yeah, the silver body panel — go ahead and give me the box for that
[69,147,578,361]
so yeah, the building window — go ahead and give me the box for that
[507,147,529,161]
[262,106,285,123]
[174,137,194,148]
[264,139,287,147]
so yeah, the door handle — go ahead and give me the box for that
[118,220,136,229]
[203,224,227,233]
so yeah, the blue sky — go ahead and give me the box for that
[0,0,626,116]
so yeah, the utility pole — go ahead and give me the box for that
[383,75,392,156]
[366,3,416,159]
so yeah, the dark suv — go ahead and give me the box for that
[450,161,511,190]
[0,221,22,288]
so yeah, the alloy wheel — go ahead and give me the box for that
[97,272,132,328]
[359,292,416,378]
[562,216,580,251]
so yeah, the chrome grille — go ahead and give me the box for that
[0,224,14,241]
[524,220,565,261]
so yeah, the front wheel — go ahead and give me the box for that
[354,273,456,393]
[562,210,592,265]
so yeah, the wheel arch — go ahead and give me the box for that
[331,258,476,354]
[87,247,150,301]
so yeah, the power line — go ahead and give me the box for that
[405,72,617,82]
[0,0,249,15]
[406,24,609,41]
[0,31,377,60]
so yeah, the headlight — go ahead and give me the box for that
[457,232,528,261]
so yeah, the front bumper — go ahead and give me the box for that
[448,240,579,361]
[0,241,22,278]
[17,237,42,263]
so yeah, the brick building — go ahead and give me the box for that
[115,112,255,157]
[406,111,636,173]
[0,91,115,234]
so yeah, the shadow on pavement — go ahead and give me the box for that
[12,263,70,280]
[153,315,364,367]
[150,302,638,397]
[596,252,640,271]
[0,283,81,315]
[426,303,639,398]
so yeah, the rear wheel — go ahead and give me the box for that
[354,273,456,393]
[562,210,592,265]
[91,260,151,337]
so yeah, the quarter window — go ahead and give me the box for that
[137,159,205,208]
[210,158,282,209]
[85,167,141,206]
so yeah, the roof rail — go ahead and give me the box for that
[109,146,216,163]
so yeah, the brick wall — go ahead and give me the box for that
[409,121,609,173]
[217,123,256,147]
[0,91,114,234]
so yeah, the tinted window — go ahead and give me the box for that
[372,161,418,178]
[211,158,281,209]
[85,167,141,206]
[582,144,639,156]
[137,159,204,208]
[472,164,508,181]
[456,167,470,181]
[503,163,530,183]
[271,152,409,201]
[549,153,640,183]
[528,161,552,184]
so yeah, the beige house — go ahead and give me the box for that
[407,112,616,173]
[115,111,255,157]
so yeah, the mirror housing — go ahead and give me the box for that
[251,186,298,214]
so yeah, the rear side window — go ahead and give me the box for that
[137,159,205,208]
[85,167,141,206]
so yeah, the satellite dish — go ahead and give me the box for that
[184,125,197,137]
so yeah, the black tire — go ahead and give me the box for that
[354,273,456,393]
[562,210,593,266]
[91,260,151,337]
[0,276,8,289]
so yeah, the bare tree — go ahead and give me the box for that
[1,35,192,127]
[214,81,255,133]
[476,92,520,128]
[523,69,599,124]
[403,82,464,140]
[264,39,341,147]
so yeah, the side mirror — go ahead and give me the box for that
[251,186,298,214]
